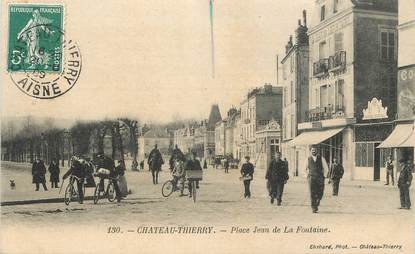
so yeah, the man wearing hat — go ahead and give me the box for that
[185,151,202,198]
[306,146,329,213]
[266,151,289,205]
[398,158,412,210]
[240,156,254,198]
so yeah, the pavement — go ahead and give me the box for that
[1,162,414,254]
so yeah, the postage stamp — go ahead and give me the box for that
[7,4,81,99]
[8,4,64,72]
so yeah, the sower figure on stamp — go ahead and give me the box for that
[327,157,344,196]
[148,144,164,184]
[48,159,60,188]
[32,157,48,191]
[266,152,289,206]
[398,158,412,210]
[306,146,329,213]
[240,156,254,198]
[385,155,395,186]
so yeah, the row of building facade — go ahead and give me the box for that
[140,0,414,182]
[281,0,414,181]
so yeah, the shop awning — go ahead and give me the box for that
[289,127,344,146]
[377,123,414,148]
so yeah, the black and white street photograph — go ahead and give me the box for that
[1,0,414,253]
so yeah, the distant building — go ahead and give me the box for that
[290,0,398,180]
[173,121,207,158]
[214,108,239,158]
[240,84,283,165]
[138,128,173,164]
[205,104,222,163]
[280,10,310,177]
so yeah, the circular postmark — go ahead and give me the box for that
[9,24,82,99]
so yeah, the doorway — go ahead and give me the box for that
[373,143,380,181]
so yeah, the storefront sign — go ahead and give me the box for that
[362,98,388,120]
[398,65,415,119]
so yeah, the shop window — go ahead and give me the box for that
[380,148,392,168]
[355,143,374,167]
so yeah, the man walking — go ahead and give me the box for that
[398,158,412,210]
[240,156,254,198]
[266,152,289,205]
[306,146,328,213]
[385,155,394,185]
[32,158,48,191]
[327,157,344,196]
[224,158,229,174]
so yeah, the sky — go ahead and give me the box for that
[1,0,313,124]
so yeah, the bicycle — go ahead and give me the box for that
[185,170,203,203]
[93,174,117,204]
[63,175,86,205]
[161,176,188,198]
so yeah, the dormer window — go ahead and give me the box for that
[320,5,326,21]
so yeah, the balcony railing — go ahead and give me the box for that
[305,105,345,122]
[313,58,329,77]
[328,51,346,71]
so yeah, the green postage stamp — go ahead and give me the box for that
[8,4,64,72]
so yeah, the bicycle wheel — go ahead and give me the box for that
[107,182,116,202]
[64,183,73,205]
[161,180,174,197]
[192,181,197,203]
[93,184,101,204]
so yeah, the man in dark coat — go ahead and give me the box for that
[266,152,289,205]
[398,158,413,210]
[224,158,229,173]
[385,155,394,185]
[240,156,254,198]
[148,144,164,184]
[327,157,344,196]
[96,154,122,202]
[184,151,202,198]
[169,145,185,170]
[63,158,86,203]
[48,159,60,188]
[32,158,48,191]
[306,146,329,213]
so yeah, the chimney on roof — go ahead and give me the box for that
[303,10,307,27]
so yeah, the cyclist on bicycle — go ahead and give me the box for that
[96,154,122,203]
[63,156,86,204]
[184,151,202,198]
[172,159,186,196]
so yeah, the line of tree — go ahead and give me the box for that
[1,117,141,169]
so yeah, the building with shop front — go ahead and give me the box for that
[280,10,310,177]
[240,84,283,164]
[289,0,398,180]
[378,0,415,174]
[255,118,282,171]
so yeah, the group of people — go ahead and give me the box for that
[31,158,61,191]
[239,145,412,213]
[148,144,203,198]
[31,154,128,204]
[31,144,412,211]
